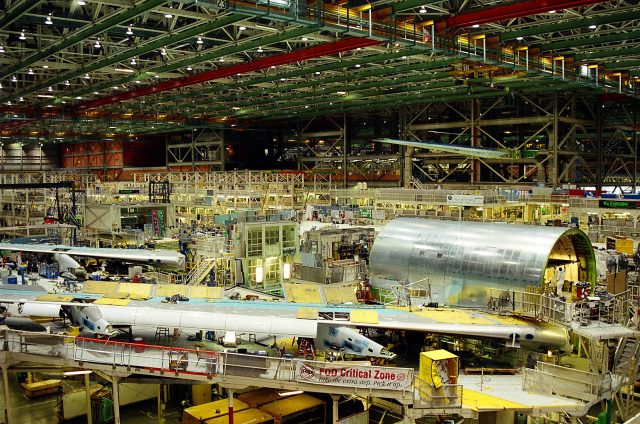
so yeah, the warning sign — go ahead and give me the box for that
[295,362,413,391]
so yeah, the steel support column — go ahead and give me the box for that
[1,366,11,424]
[112,376,121,424]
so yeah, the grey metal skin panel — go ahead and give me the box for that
[369,218,591,307]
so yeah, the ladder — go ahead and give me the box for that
[185,257,216,286]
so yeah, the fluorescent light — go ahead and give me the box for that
[126,26,133,35]
[11,76,17,82]
[64,80,70,85]
[589,24,597,29]
[84,73,90,79]
[42,63,49,68]
[278,390,303,397]
[196,36,203,44]
[45,15,53,25]
[114,68,134,73]
[131,58,137,65]
[48,86,53,92]
[301,36,308,41]
[19,31,26,41]
[219,57,225,62]
[63,370,92,376]
[0,45,4,53]
[419,6,426,13]
[28,68,34,75]
[472,24,479,28]
[160,48,167,56]
[336,91,346,95]
[516,36,523,41]
[164,9,174,18]
[94,39,101,48]
[37,94,54,98]
[186,66,192,71]
[355,64,361,68]
[239,26,246,31]
[77,0,87,4]
[257,46,263,53]
[548,9,556,13]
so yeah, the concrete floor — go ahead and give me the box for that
[0,374,182,424]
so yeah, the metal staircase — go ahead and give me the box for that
[612,336,640,421]
[185,257,216,286]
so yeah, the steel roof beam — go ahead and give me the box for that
[0,14,246,103]
[0,0,45,29]
[445,0,610,29]
[76,36,380,111]
[69,25,321,100]
[575,46,640,61]
[539,30,640,51]
[0,0,167,80]
[498,8,640,41]
[392,0,445,13]
[151,48,439,108]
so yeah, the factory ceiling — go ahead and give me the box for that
[0,0,638,142]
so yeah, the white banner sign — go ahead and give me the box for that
[446,194,484,207]
[295,362,412,391]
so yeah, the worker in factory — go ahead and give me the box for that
[555,266,566,297]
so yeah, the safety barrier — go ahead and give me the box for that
[523,362,612,404]
[488,288,632,328]
[0,329,464,406]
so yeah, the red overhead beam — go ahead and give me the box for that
[445,0,611,29]
[0,119,36,131]
[77,37,380,112]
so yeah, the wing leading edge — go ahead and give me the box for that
[373,138,508,159]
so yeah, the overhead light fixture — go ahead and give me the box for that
[419,5,426,13]
[548,9,556,13]
[589,24,597,29]
[270,65,276,69]
[114,68,134,73]
[315,71,320,75]
[45,14,53,25]
[0,44,5,53]
[6,101,11,105]
[196,36,203,44]
[42,63,49,68]
[186,65,192,71]
[48,86,53,92]
[301,36,308,41]
[239,26,246,31]
[336,91,346,95]
[160,48,167,56]
[77,0,87,5]
[64,80,70,85]
[19,97,23,102]
[0,83,3,89]
[84,73,90,79]
[75,96,82,99]
[28,68,34,75]
[63,370,92,376]
[516,36,523,41]
[19,30,26,41]
[164,8,174,18]
[37,94,54,98]
[126,26,133,35]
[401,55,407,59]
[219,57,225,62]
[257,46,263,53]
[355,64,361,68]
[472,24,479,28]
[130,58,137,65]
[94,39,101,48]
[11,75,17,82]
[135,80,141,83]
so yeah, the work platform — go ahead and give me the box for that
[0,326,613,422]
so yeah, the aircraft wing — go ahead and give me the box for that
[374,138,508,159]
[0,243,185,270]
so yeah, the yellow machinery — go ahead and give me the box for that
[419,349,459,389]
